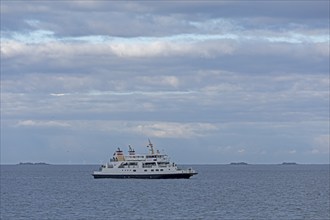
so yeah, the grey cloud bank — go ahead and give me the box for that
[1,1,329,164]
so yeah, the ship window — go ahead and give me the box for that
[144,169,147,172]
[156,169,159,171]
[133,170,136,172]
[151,169,154,172]
[160,169,163,171]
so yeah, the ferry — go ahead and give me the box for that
[92,140,198,179]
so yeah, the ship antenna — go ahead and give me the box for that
[148,138,155,154]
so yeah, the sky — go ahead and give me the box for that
[1,1,329,164]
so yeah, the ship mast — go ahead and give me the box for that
[148,138,155,155]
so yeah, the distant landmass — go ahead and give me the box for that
[230,162,248,165]
[18,162,50,165]
[281,162,298,165]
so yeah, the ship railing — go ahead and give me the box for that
[186,168,195,173]
[158,164,169,167]
[125,155,145,160]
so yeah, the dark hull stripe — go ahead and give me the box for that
[92,173,197,179]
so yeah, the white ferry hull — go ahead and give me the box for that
[92,172,197,179]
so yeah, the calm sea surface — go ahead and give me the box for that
[1,165,329,220]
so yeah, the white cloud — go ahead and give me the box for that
[138,76,180,88]
[237,149,245,154]
[16,120,70,128]
[12,120,218,139]
[134,122,218,138]
[1,40,28,58]
[201,83,242,93]
[50,93,67,97]
[1,37,224,59]
[3,29,327,59]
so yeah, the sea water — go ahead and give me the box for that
[1,165,329,220]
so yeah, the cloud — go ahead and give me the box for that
[1,1,329,164]
[134,122,218,138]
[16,120,70,128]
[1,69,328,125]
[13,119,218,139]
[237,149,245,154]
[50,93,67,97]
[2,28,328,60]
[138,76,180,88]
[1,34,238,59]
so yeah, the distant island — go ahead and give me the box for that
[281,162,297,165]
[230,162,249,165]
[18,162,50,165]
